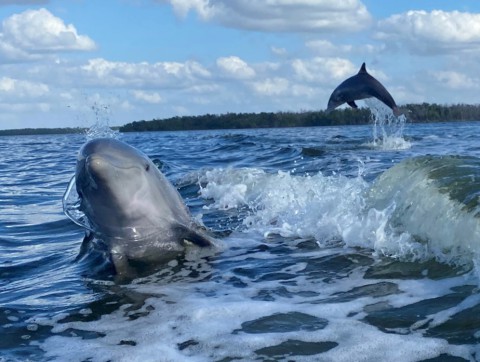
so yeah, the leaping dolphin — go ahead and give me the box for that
[68,137,215,275]
[327,62,401,116]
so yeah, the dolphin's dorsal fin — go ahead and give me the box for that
[358,62,367,74]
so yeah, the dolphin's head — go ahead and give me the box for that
[75,138,176,239]
[72,137,215,275]
[326,88,345,112]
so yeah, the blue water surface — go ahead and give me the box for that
[1,121,480,361]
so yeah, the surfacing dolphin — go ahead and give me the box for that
[327,62,401,117]
[70,137,215,275]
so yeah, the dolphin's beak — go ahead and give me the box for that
[326,97,342,113]
[392,106,403,117]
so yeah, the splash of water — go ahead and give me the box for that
[365,98,411,150]
[84,102,118,140]
[63,101,118,232]
[62,175,93,233]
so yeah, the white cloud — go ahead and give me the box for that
[163,0,211,18]
[81,58,211,87]
[292,57,356,83]
[271,46,287,56]
[162,0,372,33]
[2,8,95,52]
[172,105,189,115]
[305,40,353,56]
[0,76,49,98]
[216,56,255,79]
[431,71,478,90]
[0,38,36,61]
[376,10,480,55]
[0,77,50,119]
[291,84,316,97]
[0,8,95,62]
[305,39,386,58]
[188,84,221,93]
[132,90,163,104]
[252,77,289,96]
[0,101,50,112]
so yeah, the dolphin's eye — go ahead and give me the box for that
[145,164,150,172]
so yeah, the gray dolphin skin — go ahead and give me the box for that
[74,137,214,275]
[327,62,401,116]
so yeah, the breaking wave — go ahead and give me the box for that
[197,155,480,270]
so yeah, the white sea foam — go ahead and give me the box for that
[34,238,477,361]
[198,167,460,264]
[37,176,480,360]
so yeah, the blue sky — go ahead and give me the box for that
[0,0,480,129]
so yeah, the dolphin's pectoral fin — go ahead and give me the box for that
[347,101,358,109]
[183,230,214,247]
[74,231,94,262]
[111,251,137,278]
[174,224,214,247]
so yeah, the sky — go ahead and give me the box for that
[0,0,480,129]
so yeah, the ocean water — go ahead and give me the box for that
[2,116,480,361]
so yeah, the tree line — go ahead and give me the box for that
[120,103,480,132]
[0,127,87,136]
[1,103,480,136]
[120,108,371,132]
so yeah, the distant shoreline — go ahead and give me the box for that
[1,103,479,136]
[0,126,121,137]
[0,127,87,136]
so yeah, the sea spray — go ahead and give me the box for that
[85,102,118,140]
[365,98,411,150]
[197,167,419,256]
